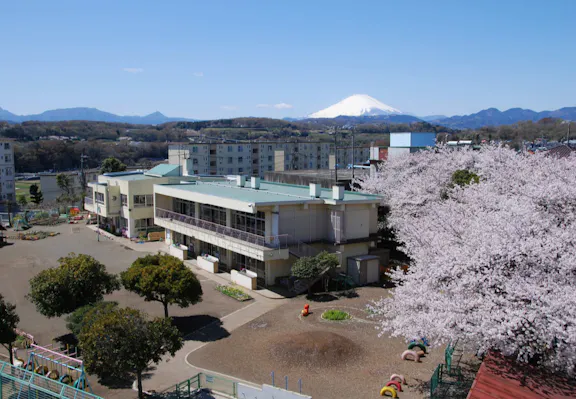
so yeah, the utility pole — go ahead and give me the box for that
[351,127,355,179]
[80,152,88,209]
[333,127,338,184]
[567,122,571,144]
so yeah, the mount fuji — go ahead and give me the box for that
[309,94,403,118]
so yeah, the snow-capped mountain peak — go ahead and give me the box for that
[309,94,402,118]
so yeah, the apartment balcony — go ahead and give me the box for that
[155,208,289,262]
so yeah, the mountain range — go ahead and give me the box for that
[429,107,576,129]
[0,107,196,124]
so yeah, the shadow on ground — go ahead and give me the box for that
[97,366,156,389]
[305,293,338,302]
[172,315,230,342]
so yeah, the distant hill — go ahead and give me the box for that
[301,114,423,125]
[0,107,197,124]
[433,107,576,129]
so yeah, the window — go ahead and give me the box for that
[268,145,272,151]
[227,146,233,152]
[268,165,273,171]
[238,167,244,173]
[237,145,243,152]
[193,170,199,175]
[268,156,273,162]
[5,168,12,176]
[3,143,9,149]
[134,195,153,208]
[227,157,233,164]
[95,192,105,204]
[232,253,266,287]
[232,210,265,236]
[238,157,243,163]
[200,204,226,226]
[173,198,195,217]
[227,168,233,174]
[5,155,11,162]
[6,193,13,201]
[192,146,198,153]
[121,194,127,206]
[193,159,199,165]
[135,218,154,231]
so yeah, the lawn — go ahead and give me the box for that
[15,179,40,201]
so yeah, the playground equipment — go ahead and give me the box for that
[390,374,406,384]
[408,342,427,353]
[380,385,398,397]
[401,349,423,362]
[21,342,92,392]
[301,304,310,317]
[13,218,31,231]
[386,380,402,391]
[11,348,24,367]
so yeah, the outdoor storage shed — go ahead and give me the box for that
[347,255,380,285]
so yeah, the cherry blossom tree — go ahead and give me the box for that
[358,145,576,373]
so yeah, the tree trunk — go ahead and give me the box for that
[8,343,13,365]
[137,370,144,399]
[163,302,169,318]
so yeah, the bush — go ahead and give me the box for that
[215,285,252,301]
[322,309,351,321]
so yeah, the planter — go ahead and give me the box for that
[169,244,188,260]
[197,255,218,273]
[231,269,258,290]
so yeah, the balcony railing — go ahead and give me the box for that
[155,208,288,250]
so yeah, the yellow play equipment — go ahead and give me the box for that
[380,385,398,397]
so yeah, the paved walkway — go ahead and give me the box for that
[85,225,166,253]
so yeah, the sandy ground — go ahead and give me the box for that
[0,223,248,398]
[188,288,445,399]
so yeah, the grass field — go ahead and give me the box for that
[15,180,39,201]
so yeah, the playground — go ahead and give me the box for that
[0,223,251,398]
[188,288,447,399]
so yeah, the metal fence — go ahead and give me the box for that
[156,373,237,398]
[156,208,288,250]
[0,360,102,399]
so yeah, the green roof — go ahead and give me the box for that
[145,164,180,177]
[159,180,382,205]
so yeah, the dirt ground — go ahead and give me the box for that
[188,287,446,399]
[0,223,248,398]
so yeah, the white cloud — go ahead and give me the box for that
[122,68,144,73]
[256,104,271,108]
[220,105,237,110]
[193,72,204,77]
[274,103,293,109]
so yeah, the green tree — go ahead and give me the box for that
[65,301,118,337]
[56,173,73,196]
[100,157,127,174]
[451,169,480,187]
[79,307,183,399]
[28,253,120,318]
[0,294,19,365]
[291,251,339,295]
[16,194,28,208]
[29,183,44,205]
[121,253,203,318]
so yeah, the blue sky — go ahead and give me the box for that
[1,0,575,120]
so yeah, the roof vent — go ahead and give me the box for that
[236,175,246,187]
[251,177,261,189]
[332,185,345,201]
[309,183,321,198]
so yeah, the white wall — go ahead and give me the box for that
[390,132,412,148]
[237,383,311,399]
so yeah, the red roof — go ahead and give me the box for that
[467,352,576,399]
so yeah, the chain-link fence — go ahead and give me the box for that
[0,360,102,399]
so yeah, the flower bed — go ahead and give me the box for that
[215,284,252,301]
[13,231,60,240]
[321,309,351,321]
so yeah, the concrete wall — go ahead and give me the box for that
[342,204,372,240]
[390,132,411,147]
[266,257,295,286]
[278,204,327,244]
[0,141,15,202]
[237,383,311,399]
[388,147,410,159]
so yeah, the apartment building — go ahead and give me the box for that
[84,164,214,238]
[153,177,382,287]
[168,142,371,177]
[0,140,15,203]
